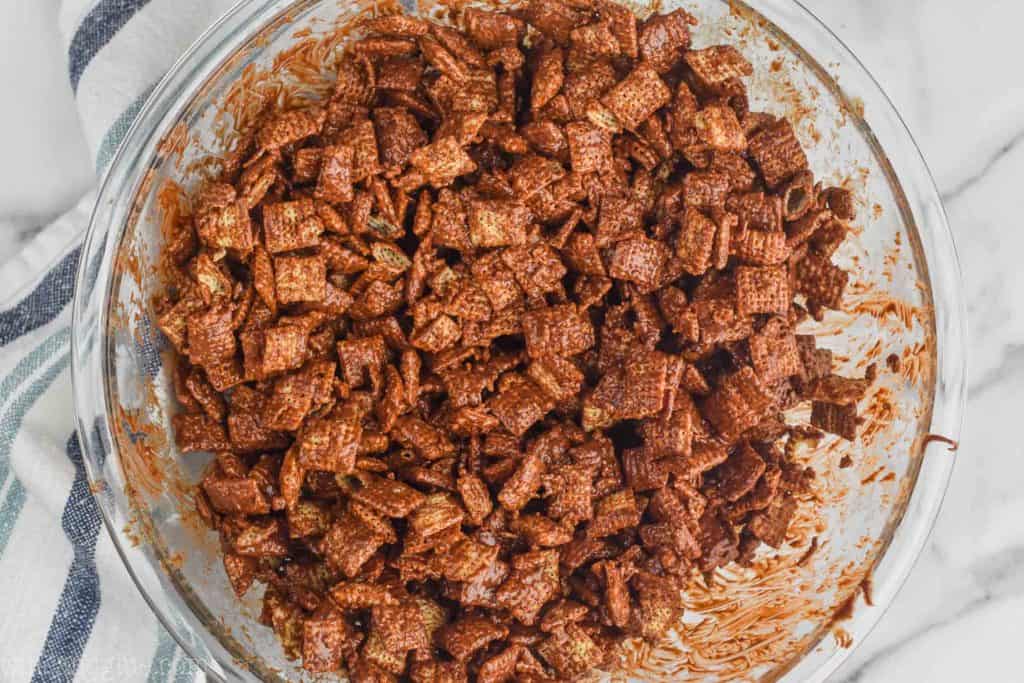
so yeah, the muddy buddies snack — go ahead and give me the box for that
[161,2,871,678]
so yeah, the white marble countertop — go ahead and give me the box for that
[1,0,1021,680]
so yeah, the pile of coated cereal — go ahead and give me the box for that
[159,1,869,679]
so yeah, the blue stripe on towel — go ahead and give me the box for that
[69,0,153,93]
[0,347,72,559]
[146,628,178,683]
[0,480,26,560]
[0,248,80,347]
[96,83,156,174]
[0,328,71,445]
[173,646,199,682]
[30,433,104,683]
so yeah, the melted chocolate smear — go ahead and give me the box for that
[923,433,959,452]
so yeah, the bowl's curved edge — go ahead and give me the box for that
[750,1,967,680]
[71,2,287,681]
[70,1,969,681]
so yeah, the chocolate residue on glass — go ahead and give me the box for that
[923,434,959,452]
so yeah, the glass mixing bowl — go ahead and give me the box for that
[71,0,966,680]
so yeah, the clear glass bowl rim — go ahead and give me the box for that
[71,0,968,680]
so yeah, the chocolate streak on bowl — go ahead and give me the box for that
[103,0,940,679]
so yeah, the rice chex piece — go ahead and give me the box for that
[600,64,671,131]
[736,265,790,316]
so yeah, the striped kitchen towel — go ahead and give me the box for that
[0,1,236,680]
